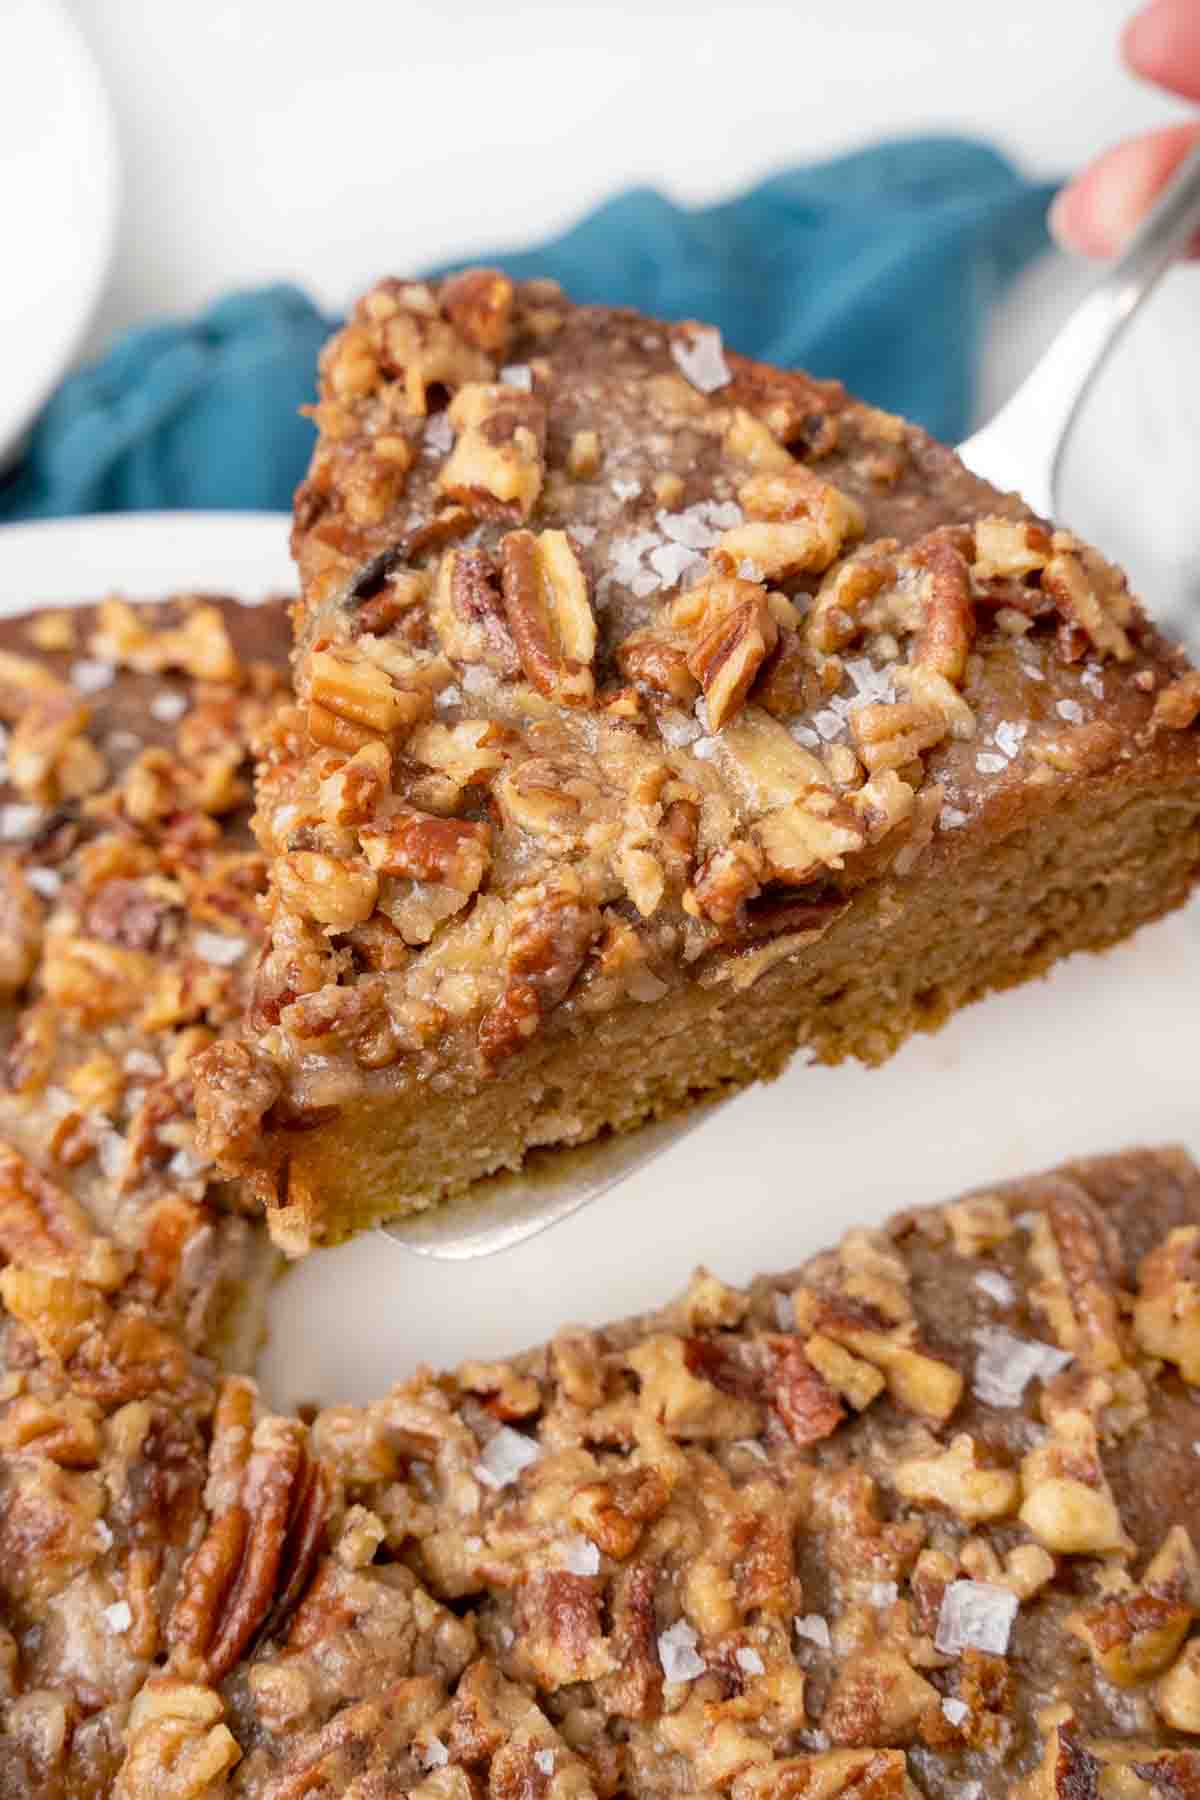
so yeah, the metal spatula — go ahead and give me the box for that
[383,143,1200,1261]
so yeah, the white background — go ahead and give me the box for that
[66,0,1200,621]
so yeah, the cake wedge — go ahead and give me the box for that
[194,272,1200,1251]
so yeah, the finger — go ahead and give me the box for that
[1123,0,1200,103]
[1049,122,1200,257]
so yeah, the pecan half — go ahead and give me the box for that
[431,547,521,676]
[499,529,597,705]
[168,1412,330,1683]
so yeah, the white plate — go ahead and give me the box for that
[2,511,1197,1411]
[0,0,119,464]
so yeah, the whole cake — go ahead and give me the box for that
[193,270,1200,1250]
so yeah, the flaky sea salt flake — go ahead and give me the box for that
[975,752,1008,775]
[1,803,43,841]
[534,1750,555,1776]
[150,689,189,723]
[194,930,247,967]
[940,806,969,831]
[500,363,533,391]
[71,658,115,694]
[1056,698,1085,724]
[103,1600,133,1633]
[474,1426,540,1490]
[794,1614,832,1650]
[942,1697,970,1726]
[973,1326,1072,1408]
[419,1736,449,1770]
[670,327,731,395]
[974,1270,1015,1306]
[658,1618,706,1682]
[935,1580,1018,1657]
[562,1534,600,1576]
[735,1647,765,1676]
[27,867,62,900]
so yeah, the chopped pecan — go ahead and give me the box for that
[114,1677,241,1800]
[361,809,491,895]
[792,1290,962,1423]
[1153,671,1200,732]
[595,1560,663,1719]
[498,529,597,705]
[1027,1179,1125,1371]
[276,850,379,929]
[569,1467,673,1560]
[168,1413,330,1683]
[437,381,546,518]
[713,467,864,579]
[308,645,430,739]
[1134,1227,1200,1383]
[0,864,43,998]
[1042,539,1135,663]
[971,515,1051,582]
[1069,1526,1198,1686]
[821,1650,938,1748]
[768,1337,845,1445]
[440,267,515,353]
[515,1570,615,1687]
[431,547,521,676]
[733,1751,907,1800]
[669,578,779,730]
[893,1433,1019,1523]
[1018,1406,1128,1554]
[0,1141,96,1270]
[911,534,975,681]
[478,880,602,1064]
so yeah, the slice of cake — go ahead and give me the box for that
[106,1144,1200,1798]
[194,272,1200,1250]
[0,596,289,1799]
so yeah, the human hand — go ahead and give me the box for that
[1050,0,1200,257]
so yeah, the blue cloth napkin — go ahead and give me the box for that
[0,135,1056,523]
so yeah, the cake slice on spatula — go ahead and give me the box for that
[194,272,1200,1252]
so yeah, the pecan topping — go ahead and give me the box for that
[499,529,597,705]
[168,1407,330,1683]
[440,267,516,354]
[431,547,521,676]
[479,879,602,1065]
[361,810,492,895]
[438,381,546,518]
[671,578,779,731]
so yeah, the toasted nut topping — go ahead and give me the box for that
[1018,1408,1128,1554]
[972,516,1051,581]
[431,547,521,677]
[1134,1227,1200,1381]
[440,267,515,353]
[499,529,597,705]
[437,382,545,518]
[671,578,779,731]
[1042,540,1135,662]
[1158,1640,1200,1732]
[1069,1527,1198,1687]
[309,648,425,737]
[894,1433,1020,1523]
[360,810,491,896]
[276,851,379,929]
